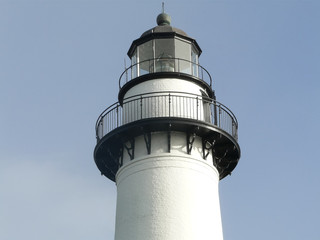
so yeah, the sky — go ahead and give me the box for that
[0,0,319,239]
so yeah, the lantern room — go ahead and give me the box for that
[127,13,202,79]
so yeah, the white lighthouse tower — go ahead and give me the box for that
[94,12,240,240]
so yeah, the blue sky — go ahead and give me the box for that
[1,0,319,239]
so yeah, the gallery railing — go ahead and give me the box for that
[119,58,212,88]
[96,92,238,142]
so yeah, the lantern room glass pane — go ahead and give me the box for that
[175,39,191,74]
[191,46,199,77]
[131,49,137,79]
[155,39,175,72]
[139,40,153,75]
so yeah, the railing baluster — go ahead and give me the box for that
[179,95,181,118]
[99,121,103,140]
[169,93,171,117]
[116,105,119,127]
[140,96,143,119]
[196,96,199,120]
[218,105,221,128]
[200,68,202,80]
[126,67,128,83]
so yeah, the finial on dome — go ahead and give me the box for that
[157,2,171,26]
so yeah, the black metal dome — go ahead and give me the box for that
[141,12,188,38]
[127,13,201,58]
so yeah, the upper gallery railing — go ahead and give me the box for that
[119,58,212,88]
[96,92,238,142]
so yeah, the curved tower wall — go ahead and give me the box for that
[116,77,222,239]
[115,155,223,240]
[122,78,210,124]
[124,78,209,97]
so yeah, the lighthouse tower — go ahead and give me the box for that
[94,12,240,240]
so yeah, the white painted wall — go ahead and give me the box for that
[124,78,208,98]
[115,154,223,240]
[122,131,213,166]
[122,78,211,124]
[114,77,223,240]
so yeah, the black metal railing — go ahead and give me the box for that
[96,92,238,142]
[119,58,212,89]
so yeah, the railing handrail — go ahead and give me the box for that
[210,99,238,127]
[95,102,119,130]
[95,91,237,141]
[118,57,213,89]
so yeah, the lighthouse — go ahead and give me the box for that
[94,12,240,240]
